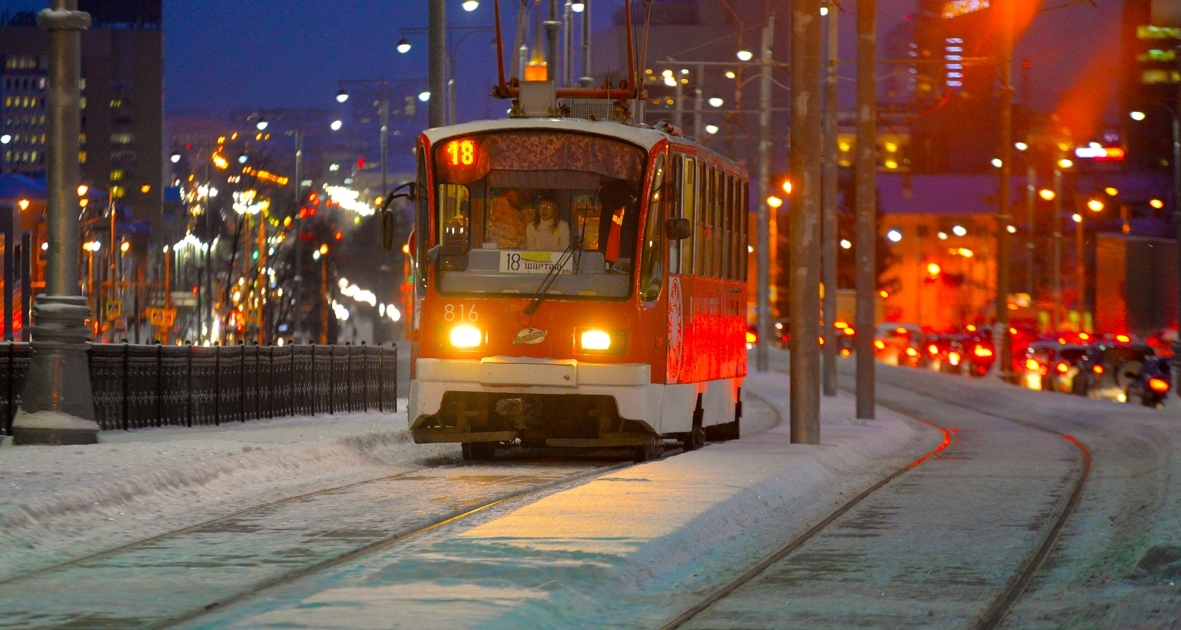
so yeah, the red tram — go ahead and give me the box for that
[405,117,749,461]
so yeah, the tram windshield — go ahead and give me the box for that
[431,131,646,298]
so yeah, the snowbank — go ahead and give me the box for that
[0,400,454,579]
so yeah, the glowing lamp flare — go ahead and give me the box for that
[873,340,886,350]
[1093,364,1104,375]
[948,352,962,365]
[973,345,994,358]
[1149,377,1170,393]
[1056,362,1069,374]
[581,330,612,351]
[1026,358,1040,371]
[450,324,483,348]
[1087,199,1104,212]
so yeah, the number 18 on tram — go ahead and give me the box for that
[405,118,750,461]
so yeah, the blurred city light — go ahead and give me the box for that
[1039,189,1056,201]
[736,50,753,61]
[1087,199,1104,212]
[397,38,412,54]
[705,124,718,134]
[1130,110,1147,121]
[335,89,349,103]
[1150,198,1165,209]
[887,229,902,242]
[709,96,724,107]
[952,225,967,237]
[330,119,343,131]
[462,0,479,11]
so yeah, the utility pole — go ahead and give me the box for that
[545,0,560,79]
[429,0,446,128]
[790,0,822,443]
[1025,146,1036,296]
[994,0,1014,379]
[674,72,684,131]
[293,127,304,344]
[13,0,98,444]
[756,18,774,373]
[694,64,704,141]
[821,0,839,397]
[1052,157,1062,331]
[854,0,877,419]
[1173,43,1181,385]
[579,0,592,85]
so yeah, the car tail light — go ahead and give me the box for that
[928,344,939,356]
[840,348,851,358]
[820,336,826,346]
[874,340,886,350]
[949,351,962,365]
[1149,377,1170,393]
[1093,364,1104,375]
[843,327,855,336]
[973,345,994,358]
[1056,362,1069,374]
[1025,358,1039,371]
[906,347,919,357]
[746,331,757,344]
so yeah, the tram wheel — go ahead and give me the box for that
[634,438,658,463]
[680,427,706,451]
[462,442,496,461]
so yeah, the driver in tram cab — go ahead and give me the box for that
[525,196,570,250]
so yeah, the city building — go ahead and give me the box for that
[1119,0,1181,172]
[0,0,163,228]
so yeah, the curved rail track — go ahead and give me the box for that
[661,374,1092,630]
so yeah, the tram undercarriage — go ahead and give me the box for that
[412,391,662,458]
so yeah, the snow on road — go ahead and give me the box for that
[180,371,938,629]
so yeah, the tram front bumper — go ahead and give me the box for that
[408,357,661,443]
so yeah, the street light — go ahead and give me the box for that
[704,124,718,135]
[397,38,412,53]
[335,88,349,103]
[1087,198,1104,212]
[708,96,724,107]
[169,151,181,164]
[571,1,584,11]
[1130,110,1147,122]
[255,118,268,131]
[418,91,431,102]
[736,50,753,61]
[330,119,343,131]
[462,0,479,10]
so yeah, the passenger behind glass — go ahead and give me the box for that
[597,179,639,270]
[484,188,530,249]
[525,197,570,251]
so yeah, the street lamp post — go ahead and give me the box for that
[398,26,495,126]
[13,0,99,445]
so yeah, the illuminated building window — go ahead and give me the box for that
[1141,69,1180,84]
[111,186,125,199]
[79,151,86,163]
[111,132,134,145]
[110,169,124,181]
[1138,49,1176,62]
[1138,25,1181,40]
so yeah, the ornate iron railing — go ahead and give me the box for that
[0,343,397,435]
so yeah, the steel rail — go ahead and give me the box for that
[661,369,1091,630]
[159,459,629,629]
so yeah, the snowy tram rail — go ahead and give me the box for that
[0,455,629,629]
[660,365,1092,630]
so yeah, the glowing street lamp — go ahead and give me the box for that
[704,124,719,135]
[335,88,349,103]
[1087,199,1104,212]
[766,195,783,209]
[169,151,181,163]
[462,0,479,11]
[418,91,431,102]
[887,229,903,243]
[330,119,343,131]
[255,118,269,131]
[736,50,753,62]
[1130,110,1147,121]
[397,38,412,54]
[1039,189,1056,201]
[708,96,724,107]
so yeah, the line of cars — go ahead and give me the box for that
[873,323,998,377]
[1018,332,1173,408]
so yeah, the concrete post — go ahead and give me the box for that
[994,0,1014,379]
[821,0,839,397]
[429,0,446,128]
[12,0,99,445]
[789,0,823,443]
[854,0,877,419]
[756,20,774,373]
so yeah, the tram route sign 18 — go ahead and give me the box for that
[146,307,176,327]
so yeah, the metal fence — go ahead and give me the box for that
[0,343,398,435]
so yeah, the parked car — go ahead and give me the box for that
[1128,356,1171,408]
[1043,344,1089,393]
[874,323,922,366]
[1072,342,1157,403]
[1020,341,1064,391]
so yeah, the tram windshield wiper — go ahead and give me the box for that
[523,230,582,317]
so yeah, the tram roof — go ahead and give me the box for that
[422,118,745,175]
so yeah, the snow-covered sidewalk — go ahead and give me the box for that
[183,371,942,629]
[0,401,454,579]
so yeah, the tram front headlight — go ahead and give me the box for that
[449,324,483,349]
[580,329,612,351]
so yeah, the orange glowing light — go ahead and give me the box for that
[1116,334,1130,343]
[819,335,826,346]
[1009,327,1018,334]
[926,262,941,275]
[745,331,757,344]
[906,347,919,357]
[1149,377,1169,393]
[843,327,855,336]
[1056,362,1069,374]
[879,290,889,298]
[445,139,477,166]
[966,324,977,332]
[948,351,962,365]
[895,327,908,334]
[1093,365,1104,375]
[874,339,886,350]
[1078,332,1089,340]
[834,321,848,329]
[973,345,994,358]
[1039,189,1056,201]
[1026,358,1040,371]
[928,344,939,355]
[840,348,851,358]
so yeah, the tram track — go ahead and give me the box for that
[661,368,1091,630]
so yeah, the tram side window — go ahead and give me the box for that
[740,180,749,280]
[697,164,712,277]
[682,157,696,275]
[438,184,470,254]
[669,155,683,275]
[415,148,428,296]
[718,173,727,278]
[728,175,738,281]
[639,154,666,302]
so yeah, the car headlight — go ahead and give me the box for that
[449,324,483,349]
[576,328,625,354]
